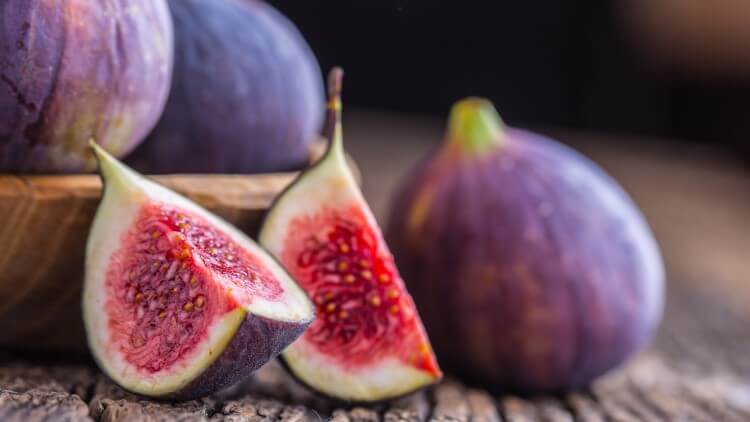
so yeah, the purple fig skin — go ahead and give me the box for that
[156,313,312,401]
[0,0,173,172]
[92,312,312,402]
[386,125,665,393]
[126,0,324,174]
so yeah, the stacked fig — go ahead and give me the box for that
[0,0,323,173]
[127,0,325,174]
[0,0,173,172]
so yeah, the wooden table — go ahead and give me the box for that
[2,111,750,421]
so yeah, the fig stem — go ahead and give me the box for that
[447,97,505,154]
[322,67,345,165]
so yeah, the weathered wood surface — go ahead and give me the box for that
[3,280,748,422]
[1,112,749,421]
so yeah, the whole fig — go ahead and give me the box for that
[127,0,324,174]
[386,98,665,393]
[0,0,173,172]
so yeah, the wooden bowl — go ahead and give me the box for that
[0,172,299,353]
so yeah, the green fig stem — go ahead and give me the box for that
[322,67,346,166]
[446,97,505,154]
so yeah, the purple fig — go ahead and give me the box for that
[387,98,665,393]
[127,0,324,174]
[0,0,173,172]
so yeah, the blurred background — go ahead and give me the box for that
[269,0,750,312]
[270,0,750,155]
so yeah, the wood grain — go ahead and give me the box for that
[5,290,750,422]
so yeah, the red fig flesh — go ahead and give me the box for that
[387,98,665,393]
[84,144,314,400]
[259,71,441,402]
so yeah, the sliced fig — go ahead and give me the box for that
[83,143,314,400]
[259,70,442,402]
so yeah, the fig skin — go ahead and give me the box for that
[386,98,665,393]
[87,311,310,401]
[0,0,173,172]
[127,0,324,174]
[154,315,309,401]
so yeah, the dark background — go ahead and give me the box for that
[269,0,750,153]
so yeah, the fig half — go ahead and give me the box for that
[260,70,442,402]
[83,143,314,400]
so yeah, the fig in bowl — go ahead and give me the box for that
[83,143,314,400]
[0,0,173,172]
[387,98,665,393]
[127,0,324,174]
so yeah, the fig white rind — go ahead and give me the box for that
[282,340,436,401]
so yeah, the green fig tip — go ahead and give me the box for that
[447,97,505,154]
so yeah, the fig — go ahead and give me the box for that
[259,70,442,403]
[0,0,173,172]
[126,0,324,174]
[386,98,665,393]
[83,142,314,400]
